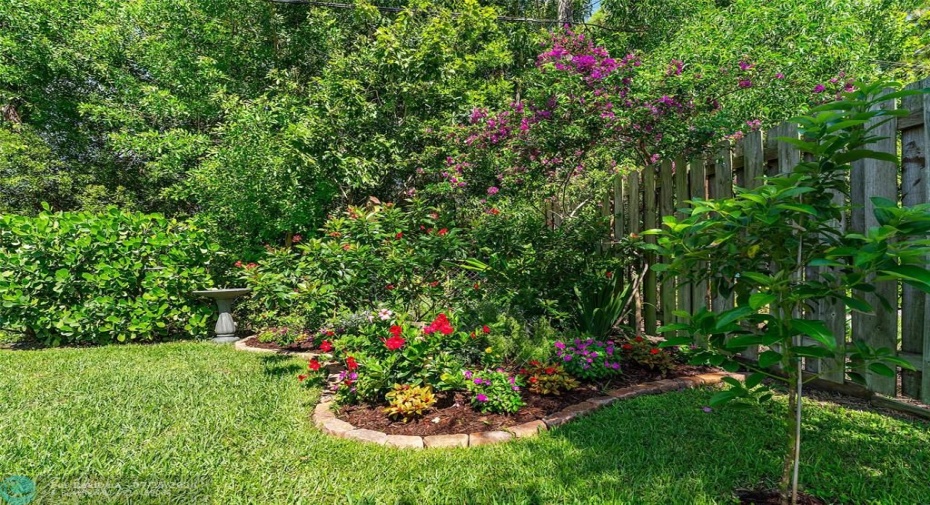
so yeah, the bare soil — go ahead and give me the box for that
[241,335,320,352]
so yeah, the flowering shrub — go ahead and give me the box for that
[518,361,579,395]
[332,312,495,404]
[383,384,437,422]
[620,336,676,376]
[239,200,475,329]
[555,337,622,380]
[463,368,525,414]
[298,357,328,387]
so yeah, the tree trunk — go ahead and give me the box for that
[558,0,572,25]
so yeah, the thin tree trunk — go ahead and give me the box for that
[558,0,571,25]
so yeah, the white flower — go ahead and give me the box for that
[378,308,393,321]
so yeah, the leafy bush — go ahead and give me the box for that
[239,200,474,329]
[573,270,636,338]
[463,368,525,414]
[0,207,219,345]
[518,361,579,395]
[555,337,622,380]
[620,336,676,376]
[383,384,437,422]
[332,313,493,404]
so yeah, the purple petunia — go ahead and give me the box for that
[477,394,488,403]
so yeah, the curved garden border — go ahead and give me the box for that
[229,336,743,449]
[312,372,745,449]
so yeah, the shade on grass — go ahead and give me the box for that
[1,342,928,504]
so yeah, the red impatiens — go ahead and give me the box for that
[389,325,403,338]
[482,325,491,334]
[319,340,334,352]
[384,335,406,351]
[298,374,308,382]
[346,356,358,371]
[308,358,321,372]
[423,313,454,335]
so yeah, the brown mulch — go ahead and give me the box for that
[336,364,715,436]
[735,489,827,505]
[241,335,319,352]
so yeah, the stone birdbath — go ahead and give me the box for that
[192,288,251,343]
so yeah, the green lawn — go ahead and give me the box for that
[1,343,928,504]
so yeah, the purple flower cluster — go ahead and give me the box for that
[463,368,525,413]
[536,29,622,83]
[555,338,621,380]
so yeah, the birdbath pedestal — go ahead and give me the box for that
[192,288,251,343]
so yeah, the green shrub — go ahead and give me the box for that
[238,200,474,328]
[463,368,525,414]
[0,207,220,345]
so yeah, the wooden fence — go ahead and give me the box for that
[587,77,930,403]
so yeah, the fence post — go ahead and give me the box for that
[627,171,642,332]
[674,156,691,325]
[851,92,899,397]
[643,163,658,335]
[659,160,676,329]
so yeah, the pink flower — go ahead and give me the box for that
[487,186,499,196]
[813,84,826,93]
[476,394,488,402]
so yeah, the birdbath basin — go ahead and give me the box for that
[192,288,251,343]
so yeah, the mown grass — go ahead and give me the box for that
[1,342,928,504]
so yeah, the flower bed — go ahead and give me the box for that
[313,371,741,448]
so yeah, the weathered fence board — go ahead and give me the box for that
[553,79,930,403]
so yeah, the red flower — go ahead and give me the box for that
[634,336,644,343]
[395,232,403,239]
[488,208,500,215]
[329,231,342,238]
[529,377,538,384]
[389,325,403,338]
[650,348,660,355]
[545,367,556,375]
[470,332,476,339]
[384,335,406,351]
[385,284,395,290]
[308,359,321,372]
[298,374,308,382]
[424,313,454,335]
[246,263,258,269]
[606,271,613,279]
[341,243,352,251]
[234,261,243,268]
[482,325,491,334]
[319,340,333,352]
[473,282,480,290]
[325,329,335,337]
[429,280,440,287]
[346,356,358,371]
[292,234,302,243]
[622,343,634,351]
[438,228,448,236]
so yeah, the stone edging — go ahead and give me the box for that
[312,372,744,449]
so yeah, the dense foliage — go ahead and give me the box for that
[3,0,926,257]
[0,207,219,345]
